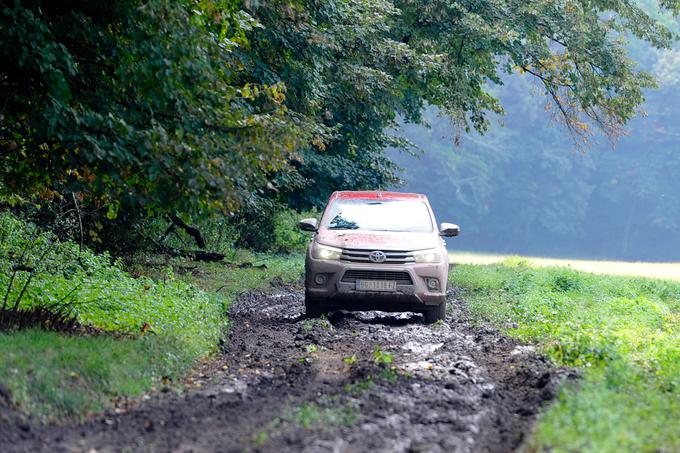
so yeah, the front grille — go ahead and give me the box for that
[341,248,415,264]
[341,270,413,285]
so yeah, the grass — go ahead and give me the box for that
[301,315,332,333]
[0,213,303,421]
[343,377,374,394]
[251,397,358,443]
[289,398,358,429]
[451,258,680,453]
[0,331,191,418]
[128,249,303,296]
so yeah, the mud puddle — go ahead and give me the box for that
[3,287,571,452]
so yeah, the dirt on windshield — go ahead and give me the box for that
[2,285,573,453]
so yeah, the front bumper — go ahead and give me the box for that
[305,253,448,311]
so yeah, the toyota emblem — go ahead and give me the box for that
[368,250,387,263]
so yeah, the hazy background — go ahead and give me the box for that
[390,37,680,262]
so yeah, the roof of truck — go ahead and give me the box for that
[330,191,426,200]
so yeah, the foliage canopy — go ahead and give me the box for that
[1,0,679,226]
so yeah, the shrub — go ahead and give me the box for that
[138,215,240,256]
[0,212,225,355]
[231,200,316,254]
[272,208,316,254]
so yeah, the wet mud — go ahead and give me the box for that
[2,286,572,452]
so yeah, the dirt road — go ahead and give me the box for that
[4,286,570,452]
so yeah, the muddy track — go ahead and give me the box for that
[3,286,571,452]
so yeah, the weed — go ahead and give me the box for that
[373,346,393,366]
[343,377,373,395]
[342,354,357,365]
[305,344,318,353]
[253,430,268,446]
[430,319,445,330]
[252,418,281,447]
[301,315,331,333]
[289,398,357,429]
[379,368,399,384]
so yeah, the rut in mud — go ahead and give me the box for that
[3,286,572,452]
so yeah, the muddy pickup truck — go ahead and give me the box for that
[299,190,459,323]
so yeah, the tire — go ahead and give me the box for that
[423,301,446,324]
[305,295,327,318]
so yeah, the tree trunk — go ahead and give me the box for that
[169,215,206,249]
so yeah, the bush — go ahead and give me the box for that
[0,212,225,354]
[272,208,315,254]
[230,198,316,254]
[139,215,240,257]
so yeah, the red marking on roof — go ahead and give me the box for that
[330,191,425,201]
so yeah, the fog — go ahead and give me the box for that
[390,44,680,261]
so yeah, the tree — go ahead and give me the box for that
[2,0,679,243]
[244,0,680,210]
[0,0,310,219]
[392,38,680,260]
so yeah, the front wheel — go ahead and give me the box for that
[423,301,446,324]
[305,295,327,318]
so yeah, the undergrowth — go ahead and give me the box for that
[452,259,680,453]
[0,212,303,420]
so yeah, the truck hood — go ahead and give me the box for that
[315,230,439,251]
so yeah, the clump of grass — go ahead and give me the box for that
[289,398,358,429]
[252,397,358,445]
[373,346,394,366]
[342,354,358,365]
[251,418,281,446]
[343,377,373,395]
[305,344,318,353]
[380,369,399,383]
[301,315,332,333]
[430,319,445,330]
[452,262,680,452]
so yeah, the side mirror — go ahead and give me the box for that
[439,223,460,237]
[299,218,318,232]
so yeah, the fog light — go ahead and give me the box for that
[314,274,327,286]
[426,278,439,290]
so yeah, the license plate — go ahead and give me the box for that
[356,280,397,292]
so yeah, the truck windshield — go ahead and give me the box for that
[324,199,434,233]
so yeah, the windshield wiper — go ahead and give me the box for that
[328,225,359,230]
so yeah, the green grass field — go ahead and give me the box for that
[452,258,680,452]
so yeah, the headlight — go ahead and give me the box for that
[412,248,442,263]
[312,242,343,260]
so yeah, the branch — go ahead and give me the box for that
[169,215,206,249]
[72,192,84,254]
